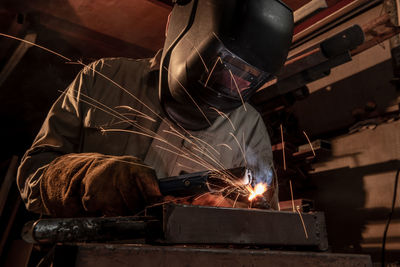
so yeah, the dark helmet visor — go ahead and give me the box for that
[199,48,270,100]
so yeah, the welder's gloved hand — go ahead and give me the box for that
[40,153,162,217]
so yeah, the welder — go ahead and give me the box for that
[17,0,293,217]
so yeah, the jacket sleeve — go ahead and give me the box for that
[243,107,279,209]
[16,66,93,214]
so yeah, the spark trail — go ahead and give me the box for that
[1,32,259,204]
[303,130,316,157]
[209,107,236,131]
[0,32,239,181]
[229,132,247,166]
[280,124,286,171]
[228,69,247,111]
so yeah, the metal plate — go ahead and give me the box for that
[161,204,328,251]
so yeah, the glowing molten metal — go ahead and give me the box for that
[247,183,267,201]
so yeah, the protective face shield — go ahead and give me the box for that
[160,0,293,130]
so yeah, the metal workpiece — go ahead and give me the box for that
[161,204,329,251]
[21,216,160,244]
[250,196,271,209]
[61,244,372,267]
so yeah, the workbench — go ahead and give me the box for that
[24,204,373,266]
[53,243,373,267]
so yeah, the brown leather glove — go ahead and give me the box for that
[40,153,162,217]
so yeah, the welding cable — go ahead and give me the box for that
[381,168,399,267]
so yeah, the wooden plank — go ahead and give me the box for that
[294,0,328,23]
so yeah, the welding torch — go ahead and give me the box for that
[158,166,270,209]
[158,167,253,200]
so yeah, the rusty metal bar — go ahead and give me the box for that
[352,28,400,55]
[362,13,391,33]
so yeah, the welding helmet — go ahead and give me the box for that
[160,0,293,130]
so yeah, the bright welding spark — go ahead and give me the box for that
[280,124,286,171]
[228,69,247,112]
[216,143,232,150]
[204,57,223,88]
[1,32,238,184]
[184,38,209,73]
[247,183,267,201]
[209,107,236,131]
[296,206,309,239]
[0,32,185,136]
[302,130,316,157]
[289,180,295,212]
[229,132,247,166]
[0,33,71,62]
[115,105,156,122]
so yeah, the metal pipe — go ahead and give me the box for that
[22,216,160,244]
